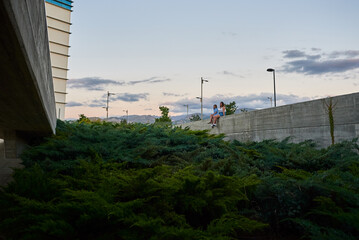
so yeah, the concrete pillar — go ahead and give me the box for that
[4,130,17,158]
[3,130,26,159]
[0,129,4,160]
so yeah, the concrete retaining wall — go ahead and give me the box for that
[179,92,359,148]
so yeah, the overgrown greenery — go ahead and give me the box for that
[189,114,201,122]
[155,106,172,125]
[225,101,237,115]
[324,97,337,145]
[0,118,358,239]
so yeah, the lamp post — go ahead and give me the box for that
[196,97,202,119]
[123,109,128,122]
[200,77,208,120]
[104,91,116,119]
[183,104,189,118]
[266,68,276,107]
[267,97,273,108]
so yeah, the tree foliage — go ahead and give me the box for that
[155,106,172,124]
[224,101,237,115]
[0,119,358,239]
[189,114,201,122]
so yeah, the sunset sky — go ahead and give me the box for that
[65,0,359,119]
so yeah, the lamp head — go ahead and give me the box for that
[267,68,275,72]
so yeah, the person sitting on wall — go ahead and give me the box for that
[208,104,219,125]
[219,101,226,117]
[212,104,221,127]
[212,102,225,127]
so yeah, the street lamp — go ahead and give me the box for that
[267,97,273,108]
[266,68,276,107]
[200,77,208,120]
[183,104,189,118]
[196,96,202,117]
[104,91,116,119]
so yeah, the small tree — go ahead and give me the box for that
[189,114,201,122]
[155,106,172,124]
[77,114,91,124]
[324,97,337,145]
[225,101,238,115]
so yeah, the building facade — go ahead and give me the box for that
[45,0,73,119]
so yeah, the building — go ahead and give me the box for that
[45,0,73,119]
[0,0,57,159]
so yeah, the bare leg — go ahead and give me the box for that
[209,114,214,123]
[213,115,220,124]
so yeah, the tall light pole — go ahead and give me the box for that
[104,91,115,119]
[200,77,208,120]
[123,109,129,122]
[267,68,276,107]
[183,104,189,118]
[267,97,273,108]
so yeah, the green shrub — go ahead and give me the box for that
[1,120,358,239]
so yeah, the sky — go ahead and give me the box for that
[65,0,359,119]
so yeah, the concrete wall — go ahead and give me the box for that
[0,0,57,157]
[179,92,359,148]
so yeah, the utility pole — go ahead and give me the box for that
[200,77,208,120]
[183,104,189,118]
[267,97,273,108]
[104,91,115,119]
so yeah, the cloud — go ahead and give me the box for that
[222,31,237,37]
[68,76,171,91]
[311,48,321,52]
[77,92,150,108]
[163,92,188,97]
[113,93,149,102]
[282,50,321,60]
[127,77,171,85]
[68,77,124,91]
[66,101,84,107]
[221,71,236,76]
[281,49,359,75]
[283,50,306,59]
[88,99,106,108]
[218,71,244,78]
[283,58,359,75]
[329,50,359,58]
[161,93,312,114]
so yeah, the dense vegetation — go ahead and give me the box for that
[1,119,358,239]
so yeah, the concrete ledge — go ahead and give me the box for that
[179,92,359,148]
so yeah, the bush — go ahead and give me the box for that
[1,120,358,239]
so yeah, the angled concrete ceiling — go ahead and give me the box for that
[0,0,56,134]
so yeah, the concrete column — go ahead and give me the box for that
[3,130,27,159]
[4,130,17,158]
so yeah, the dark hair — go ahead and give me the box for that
[214,104,217,108]
[220,102,224,107]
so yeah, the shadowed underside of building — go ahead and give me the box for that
[0,0,56,158]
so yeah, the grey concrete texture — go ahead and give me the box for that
[0,0,56,134]
[179,92,359,148]
[0,139,23,187]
